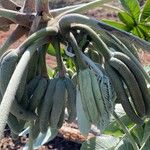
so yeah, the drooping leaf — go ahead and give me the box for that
[102,19,130,31]
[76,86,91,136]
[115,139,134,150]
[118,11,135,28]
[141,0,150,21]
[119,0,140,21]
[81,135,120,150]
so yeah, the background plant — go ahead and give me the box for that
[103,0,150,41]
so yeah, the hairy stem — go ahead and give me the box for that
[0,25,28,56]
[58,14,150,52]
[0,8,34,27]
[36,0,49,14]
[66,32,87,70]
[0,0,21,11]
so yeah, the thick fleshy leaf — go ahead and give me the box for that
[102,19,130,31]
[118,11,135,28]
[141,0,150,21]
[119,0,140,21]
[23,128,58,150]
[115,139,134,150]
[81,135,120,150]
[76,86,91,136]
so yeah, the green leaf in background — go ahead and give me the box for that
[141,0,150,21]
[131,26,145,39]
[138,24,150,41]
[102,19,129,31]
[119,0,140,21]
[81,135,120,150]
[47,43,56,56]
[115,139,134,150]
[118,11,135,28]
[46,64,55,77]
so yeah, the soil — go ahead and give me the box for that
[0,0,150,150]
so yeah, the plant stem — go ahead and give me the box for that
[58,13,150,52]
[0,0,21,11]
[28,121,34,150]
[0,8,34,27]
[35,0,49,14]
[113,112,140,150]
[60,0,113,15]
[71,24,112,60]
[66,32,87,70]
[0,25,28,56]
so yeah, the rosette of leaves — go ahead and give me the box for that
[103,0,150,41]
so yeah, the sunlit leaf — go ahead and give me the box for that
[119,0,140,21]
[102,19,130,31]
[118,11,135,28]
[141,0,150,21]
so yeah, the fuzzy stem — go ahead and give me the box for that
[16,26,58,55]
[113,112,140,150]
[58,14,150,52]
[0,25,28,56]
[71,24,112,60]
[35,0,49,14]
[0,8,35,27]
[66,32,87,70]
[28,121,34,150]
[59,0,113,15]
[52,38,65,76]
[0,0,21,11]
[0,32,56,139]
[22,0,35,13]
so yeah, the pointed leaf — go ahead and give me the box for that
[119,0,140,21]
[118,11,135,28]
[141,0,150,21]
[81,135,120,150]
[103,19,130,31]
